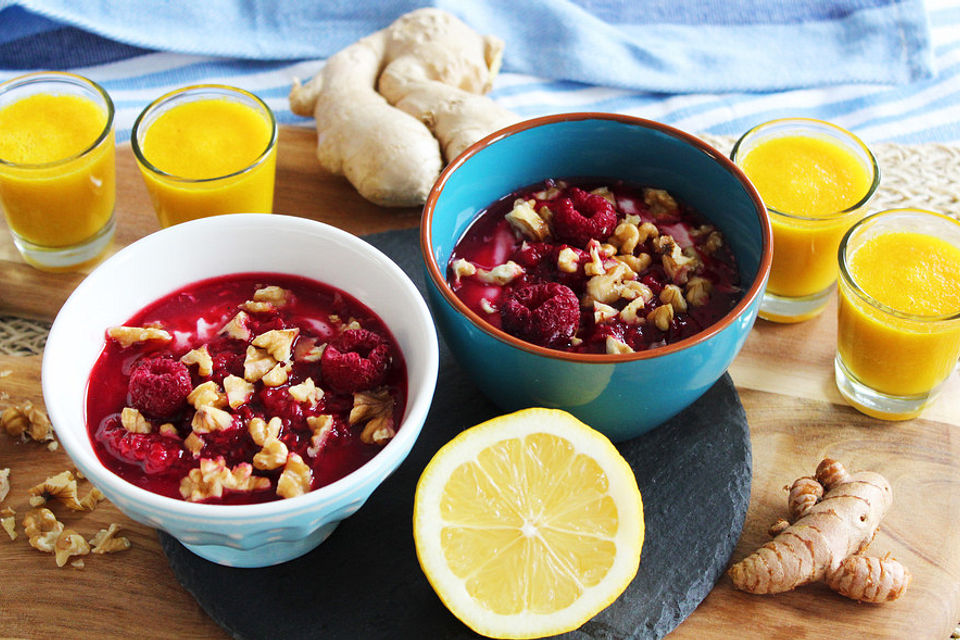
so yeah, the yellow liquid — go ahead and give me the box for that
[741,135,873,298]
[138,98,276,227]
[838,230,960,397]
[0,93,115,248]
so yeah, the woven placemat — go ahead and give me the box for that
[0,139,958,638]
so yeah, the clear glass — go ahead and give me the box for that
[731,118,879,323]
[835,209,960,420]
[131,84,278,228]
[0,72,116,272]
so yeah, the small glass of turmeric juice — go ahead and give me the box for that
[0,72,116,271]
[731,118,879,323]
[836,209,960,420]
[131,85,277,228]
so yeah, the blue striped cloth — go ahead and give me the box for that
[0,0,956,145]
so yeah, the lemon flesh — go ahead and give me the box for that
[414,408,644,639]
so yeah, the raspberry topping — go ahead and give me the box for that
[321,329,391,393]
[96,417,185,474]
[551,188,618,247]
[501,283,580,348]
[128,357,193,419]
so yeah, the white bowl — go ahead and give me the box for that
[42,214,439,567]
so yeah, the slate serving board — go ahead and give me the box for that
[160,227,752,640]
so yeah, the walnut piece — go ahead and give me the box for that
[89,523,132,555]
[184,432,205,457]
[590,186,616,204]
[179,458,270,502]
[288,377,323,407]
[616,253,653,275]
[54,529,90,567]
[350,388,396,445]
[556,247,580,274]
[180,345,213,377]
[585,262,633,305]
[605,336,634,354]
[648,303,674,331]
[253,285,292,307]
[260,362,290,387]
[28,470,100,512]
[505,198,551,241]
[619,298,647,325]
[191,405,234,434]
[248,416,282,447]
[120,407,152,434]
[1,506,15,541]
[475,261,524,286]
[23,507,63,553]
[223,375,255,409]
[1,405,28,437]
[660,284,689,313]
[593,301,619,324]
[240,300,275,314]
[159,423,179,437]
[293,337,326,363]
[306,415,334,457]
[243,346,277,383]
[0,468,9,504]
[253,437,289,471]
[703,230,724,255]
[619,280,654,304]
[611,220,641,255]
[107,326,172,348]
[583,241,607,277]
[219,311,252,341]
[643,188,679,218]
[187,381,227,410]
[277,453,313,499]
[2,402,54,442]
[479,298,497,314]
[685,276,713,307]
[252,328,299,363]
[655,234,699,285]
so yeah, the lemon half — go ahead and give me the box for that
[413,408,644,639]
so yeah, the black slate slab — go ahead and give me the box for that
[159,227,752,640]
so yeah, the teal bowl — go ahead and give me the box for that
[420,113,772,441]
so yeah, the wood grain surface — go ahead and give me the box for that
[0,127,958,640]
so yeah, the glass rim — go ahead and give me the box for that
[838,208,960,323]
[130,83,278,184]
[0,71,115,170]
[730,116,881,222]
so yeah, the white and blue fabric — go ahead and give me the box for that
[0,0,957,145]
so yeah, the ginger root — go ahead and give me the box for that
[728,458,911,603]
[289,8,518,207]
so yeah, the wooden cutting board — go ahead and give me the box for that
[1,127,958,640]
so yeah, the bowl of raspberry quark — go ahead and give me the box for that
[421,113,772,441]
[42,214,439,567]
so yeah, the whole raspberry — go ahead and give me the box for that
[500,283,580,348]
[96,417,185,474]
[551,188,618,248]
[320,329,391,393]
[128,357,193,419]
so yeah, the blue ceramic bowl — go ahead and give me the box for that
[421,113,771,441]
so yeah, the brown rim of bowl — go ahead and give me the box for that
[420,112,773,364]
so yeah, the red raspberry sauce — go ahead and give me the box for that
[85,273,407,504]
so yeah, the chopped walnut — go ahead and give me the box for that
[120,407,152,434]
[253,436,288,470]
[350,389,396,445]
[159,423,179,437]
[619,298,647,325]
[584,241,607,277]
[0,468,9,503]
[252,328,299,363]
[593,301,619,324]
[2,402,54,442]
[89,523,132,555]
[187,380,227,410]
[191,405,235,434]
[655,235,699,285]
[703,230,724,255]
[223,375,255,409]
[184,432,205,457]
[240,300,275,314]
[637,221,660,244]
[248,416,282,447]
[605,336,634,354]
[648,304,674,331]
[180,345,213,377]
[685,276,713,307]
[615,253,653,274]
[219,311,252,341]
[660,284,689,313]
[341,318,362,332]
[253,285,292,307]
[288,377,324,407]
[590,186,616,204]
[78,488,105,511]
[306,415,334,457]
[261,362,290,387]
[533,181,565,201]
[643,188,679,218]
[23,508,63,553]
[505,198,551,241]
[244,345,277,382]
[1,506,15,541]
[277,453,313,499]
[293,337,326,363]
[1,405,28,437]
[611,220,641,255]
[619,280,654,304]
[479,298,497,314]
[451,258,478,284]
[585,262,633,305]
[476,261,524,285]
[556,247,580,273]
[54,529,90,567]
[28,470,100,512]
[179,458,270,502]
[106,326,172,348]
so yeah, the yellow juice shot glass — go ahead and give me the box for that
[835,209,960,420]
[731,118,879,323]
[131,85,277,228]
[0,72,116,271]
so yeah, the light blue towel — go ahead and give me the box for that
[0,0,935,92]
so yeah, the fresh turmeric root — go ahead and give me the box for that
[728,458,911,603]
